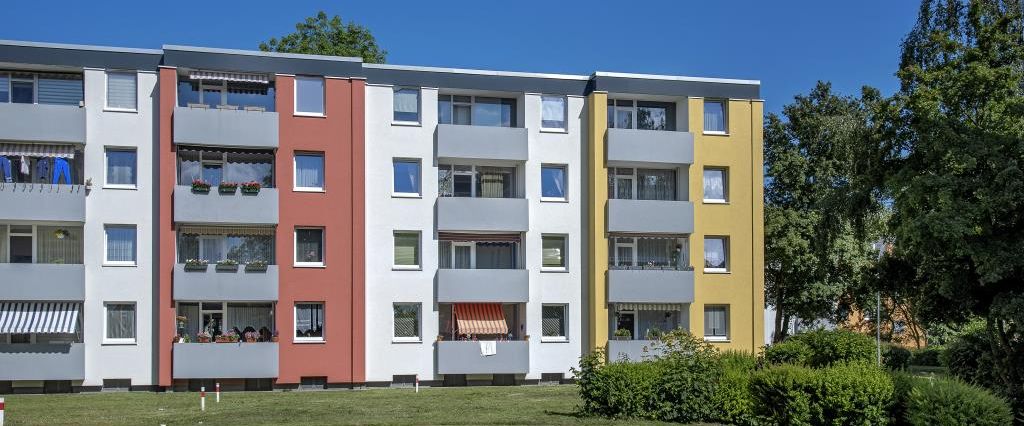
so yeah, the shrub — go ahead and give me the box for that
[813,362,894,425]
[943,328,1000,391]
[712,351,758,426]
[905,377,1013,426]
[883,344,912,370]
[751,365,816,425]
[908,346,943,367]
[889,372,919,424]
[650,330,722,423]
[763,339,812,366]
[573,348,663,419]
[764,329,875,368]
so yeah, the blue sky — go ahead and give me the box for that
[1,1,920,114]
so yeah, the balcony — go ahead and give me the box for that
[436,341,529,375]
[0,103,86,144]
[606,128,693,167]
[607,339,667,362]
[174,186,278,224]
[173,106,279,149]
[606,199,693,234]
[437,269,529,303]
[173,343,278,379]
[437,197,528,232]
[173,265,278,302]
[607,268,694,304]
[436,124,528,162]
[0,264,85,301]
[0,184,86,222]
[0,343,85,380]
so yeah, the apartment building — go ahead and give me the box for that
[0,39,762,391]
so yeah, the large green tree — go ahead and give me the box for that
[890,0,1024,416]
[260,11,386,63]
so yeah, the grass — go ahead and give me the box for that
[1,385,671,425]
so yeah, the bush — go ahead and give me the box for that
[751,363,893,426]
[889,372,919,424]
[711,351,758,426]
[883,344,912,370]
[905,378,1013,426]
[751,365,816,425]
[763,339,812,366]
[573,348,663,419]
[943,328,1000,390]
[765,329,875,368]
[908,346,943,367]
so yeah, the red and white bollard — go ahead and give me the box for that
[1,397,6,426]
[200,386,206,411]
[415,375,419,393]
[215,383,220,403]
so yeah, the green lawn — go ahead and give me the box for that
[1,385,669,425]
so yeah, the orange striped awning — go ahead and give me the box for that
[454,303,508,335]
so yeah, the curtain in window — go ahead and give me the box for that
[703,169,725,200]
[106,150,136,186]
[106,304,136,339]
[477,167,514,198]
[393,304,419,338]
[295,304,323,337]
[476,242,515,269]
[704,307,727,336]
[543,237,565,268]
[176,303,201,337]
[453,244,472,269]
[294,155,324,188]
[541,96,566,129]
[295,77,324,114]
[106,226,136,263]
[637,169,675,200]
[704,238,726,269]
[296,229,323,263]
[107,72,137,110]
[542,305,565,337]
[393,89,419,121]
[438,241,452,269]
[393,233,419,266]
[227,303,273,332]
[704,101,725,132]
[637,238,674,268]
[37,226,84,264]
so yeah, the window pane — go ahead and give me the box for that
[392,160,420,194]
[637,169,675,201]
[393,232,419,266]
[225,151,275,188]
[543,236,566,268]
[38,76,83,106]
[37,226,84,264]
[704,307,727,337]
[704,237,727,269]
[393,303,420,338]
[106,72,137,110]
[295,76,324,114]
[541,166,566,199]
[11,80,33,103]
[393,88,419,122]
[202,163,223,186]
[541,96,566,129]
[296,229,323,263]
[703,169,726,201]
[295,303,324,338]
[295,154,325,189]
[106,304,136,340]
[0,74,9,102]
[704,100,726,132]
[437,96,452,124]
[106,149,137,186]
[542,305,566,337]
[476,166,515,198]
[473,97,502,127]
[106,226,137,263]
[226,81,275,111]
[637,102,672,131]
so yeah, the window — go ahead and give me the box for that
[438,240,519,269]
[541,165,567,201]
[105,225,137,265]
[106,71,137,111]
[438,164,517,198]
[294,303,324,341]
[105,148,137,188]
[542,235,567,270]
[393,303,421,341]
[294,76,325,115]
[703,168,727,203]
[177,148,275,187]
[393,231,420,269]
[541,95,567,130]
[177,78,276,111]
[542,304,568,341]
[703,100,727,134]
[607,99,676,130]
[0,73,8,102]
[294,153,325,191]
[104,303,137,344]
[10,73,34,104]
[437,95,516,127]
[704,236,729,272]
[393,87,420,123]
[608,168,676,201]
[704,305,729,341]
[609,237,689,270]
[294,228,324,266]
[392,159,421,196]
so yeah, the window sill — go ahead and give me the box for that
[103,185,138,191]
[703,269,730,274]
[293,112,326,118]
[392,266,422,271]
[703,199,729,205]
[541,267,569,273]
[294,188,326,193]
[102,340,137,346]
[704,337,730,343]
[540,197,568,203]
[391,121,422,127]
[294,263,326,269]
[541,337,569,343]
[539,128,568,134]
[103,262,138,268]
[392,338,422,344]
[392,193,422,199]
[702,131,729,136]
[103,107,138,114]
[293,339,326,344]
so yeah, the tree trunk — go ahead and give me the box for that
[986,315,1023,421]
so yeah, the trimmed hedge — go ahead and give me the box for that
[763,339,812,366]
[764,329,875,368]
[711,351,758,426]
[905,377,1013,426]
[750,363,893,425]
[750,365,816,425]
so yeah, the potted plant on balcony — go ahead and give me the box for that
[271,331,279,343]
[240,181,261,194]
[197,331,212,343]
[184,259,209,271]
[645,328,664,341]
[191,178,211,193]
[245,260,268,272]
[216,259,239,272]
[613,328,632,341]
[244,331,259,343]
[218,181,238,194]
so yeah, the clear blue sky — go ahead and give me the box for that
[1,0,920,114]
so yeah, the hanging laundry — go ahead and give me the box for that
[35,157,51,183]
[19,156,28,175]
[52,157,72,184]
[0,156,12,183]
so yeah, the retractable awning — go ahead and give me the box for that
[0,143,76,158]
[454,303,509,335]
[438,232,521,243]
[189,70,269,84]
[614,303,686,312]
[0,302,81,334]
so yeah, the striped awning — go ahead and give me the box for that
[0,302,81,334]
[189,70,269,84]
[614,303,685,312]
[454,303,509,335]
[0,143,77,158]
[177,225,275,236]
[438,232,521,243]
[608,233,689,239]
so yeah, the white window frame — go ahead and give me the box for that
[5,224,35,264]
[10,73,37,104]
[392,87,421,125]
[703,99,728,135]
[103,224,138,267]
[608,99,636,129]
[103,146,138,190]
[540,303,569,342]
[293,302,325,343]
[103,302,137,345]
[703,236,730,273]
[392,302,422,343]
[540,95,568,132]
[294,227,325,267]
[293,76,325,117]
[609,167,638,200]
[541,234,569,272]
[104,70,138,113]
[540,164,568,202]
[391,158,421,198]
[612,237,637,268]
[703,167,728,204]
[392,230,421,270]
[703,305,730,342]
[293,152,325,192]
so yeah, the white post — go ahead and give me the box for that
[1,397,5,426]
[415,375,419,393]
[200,386,206,411]
[216,383,220,403]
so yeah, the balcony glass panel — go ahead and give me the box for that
[609,237,689,271]
[1,224,84,264]
[177,147,275,187]
[608,167,676,201]
[438,164,517,198]
[177,79,275,112]
[177,227,275,265]
[176,302,275,342]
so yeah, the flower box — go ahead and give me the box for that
[184,260,209,271]
[191,179,211,193]
[218,183,238,194]
[215,263,239,272]
[197,336,211,343]
[240,181,261,194]
[245,262,268,272]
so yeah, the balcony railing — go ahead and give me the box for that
[436,124,528,162]
[173,342,278,379]
[0,103,86,144]
[606,199,694,234]
[606,128,693,166]
[0,264,85,301]
[606,339,667,362]
[173,106,279,149]
[607,268,695,304]
[436,197,529,232]
[173,186,278,224]
[436,340,530,375]
[436,269,529,303]
[0,183,86,222]
[173,264,278,302]
[0,343,85,380]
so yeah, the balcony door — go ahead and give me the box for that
[610,168,636,200]
[615,311,636,340]
[198,236,225,262]
[8,225,33,263]
[612,238,635,268]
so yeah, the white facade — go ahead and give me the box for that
[364,84,585,382]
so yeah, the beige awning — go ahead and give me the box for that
[0,143,76,158]
[614,303,685,311]
[189,70,269,84]
[177,225,275,236]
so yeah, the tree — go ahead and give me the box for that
[890,0,1024,417]
[260,11,386,63]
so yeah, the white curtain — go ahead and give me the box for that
[703,169,725,200]
[106,72,137,110]
[177,303,200,337]
[704,307,727,336]
[704,101,725,132]
[106,304,136,339]
[106,226,136,263]
[541,96,566,128]
[438,241,452,269]
[295,155,324,188]
[638,169,675,201]
[37,226,84,264]
[704,238,726,269]
[106,150,136,185]
[393,89,419,114]
[295,304,323,337]
[227,304,273,332]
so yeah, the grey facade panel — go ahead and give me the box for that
[436,269,529,303]
[0,343,85,380]
[363,67,589,96]
[0,41,161,71]
[606,128,694,167]
[436,341,529,374]
[436,197,529,232]
[0,264,85,301]
[172,343,278,379]
[606,199,694,234]
[162,47,362,78]
[593,75,760,99]
[173,186,278,225]
[0,103,86,144]
[0,184,86,222]
[607,340,666,362]
[173,107,278,149]
[173,265,278,302]
[607,269,695,304]
[436,124,529,162]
